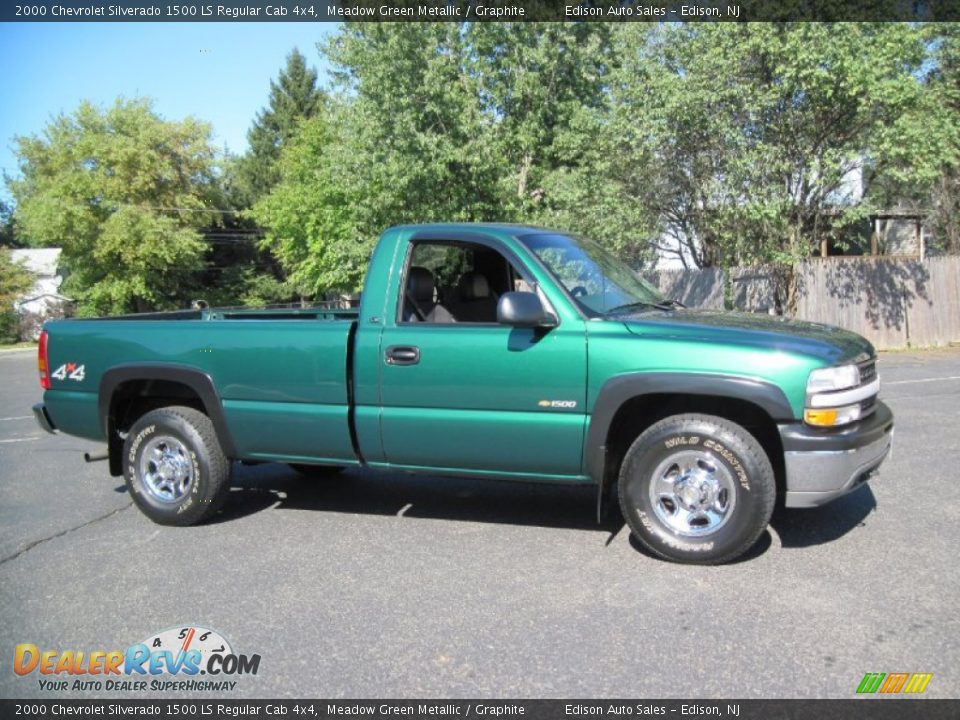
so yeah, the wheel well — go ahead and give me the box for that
[106,379,207,476]
[603,393,786,497]
[110,379,206,431]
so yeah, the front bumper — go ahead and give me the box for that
[33,402,57,434]
[779,401,894,508]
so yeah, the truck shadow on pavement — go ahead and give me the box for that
[770,484,877,549]
[210,462,877,559]
[219,463,624,535]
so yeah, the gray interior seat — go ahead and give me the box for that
[404,266,454,323]
[451,271,499,323]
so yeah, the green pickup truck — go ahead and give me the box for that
[34,223,893,563]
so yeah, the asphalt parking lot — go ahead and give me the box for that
[1,346,958,699]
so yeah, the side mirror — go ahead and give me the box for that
[497,292,557,328]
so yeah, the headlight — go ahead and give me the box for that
[807,364,860,393]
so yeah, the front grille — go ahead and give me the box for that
[857,357,878,420]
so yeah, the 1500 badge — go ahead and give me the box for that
[538,399,577,409]
[51,363,86,382]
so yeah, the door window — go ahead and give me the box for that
[399,241,521,324]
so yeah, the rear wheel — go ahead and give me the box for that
[124,406,232,526]
[618,413,775,564]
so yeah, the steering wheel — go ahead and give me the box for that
[570,285,588,298]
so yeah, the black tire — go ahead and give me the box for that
[124,405,232,526]
[618,413,776,564]
[287,463,345,478]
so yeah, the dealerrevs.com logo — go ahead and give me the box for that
[13,626,261,693]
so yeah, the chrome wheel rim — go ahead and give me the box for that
[649,450,736,537]
[139,435,192,504]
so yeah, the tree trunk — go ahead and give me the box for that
[517,153,533,199]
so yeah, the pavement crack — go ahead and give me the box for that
[0,502,133,567]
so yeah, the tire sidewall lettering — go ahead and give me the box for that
[176,450,203,514]
[126,424,157,497]
[702,437,751,491]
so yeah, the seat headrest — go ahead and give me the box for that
[407,266,435,302]
[458,271,491,300]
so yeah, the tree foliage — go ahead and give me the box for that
[235,48,324,205]
[9,98,220,315]
[255,22,647,295]
[322,23,501,229]
[0,201,18,248]
[924,24,960,253]
[252,110,369,295]
[611,23,945,269]
[0,249,35,342]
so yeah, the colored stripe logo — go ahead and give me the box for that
[857,672,933,694]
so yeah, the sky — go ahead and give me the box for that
[0,22,339,203]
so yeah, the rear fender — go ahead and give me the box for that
[99,363,237,476]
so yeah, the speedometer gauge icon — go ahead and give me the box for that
[138,625,233,669]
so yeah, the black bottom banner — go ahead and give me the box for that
[2,699,958,720]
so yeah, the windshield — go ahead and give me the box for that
[520,233,664,316]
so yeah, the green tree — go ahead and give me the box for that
[923,24,960,253]
[465,23,655,259]
[466,23,612,205]
[611,23,942,274]
[0,200,18,247]
[251,108,370,297]
[236,48,324,204]
[0,249,35,342]
[9,98,220,315]
[319,23,637,247]
[253,23,504,298]
[322,23,501,230]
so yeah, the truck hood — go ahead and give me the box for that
[619,308,873,365]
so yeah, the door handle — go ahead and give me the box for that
[385,345,420,366]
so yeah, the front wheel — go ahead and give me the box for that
[124,406,232,526]
[618,414,775,564]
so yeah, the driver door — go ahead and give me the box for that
[377,238,589,479]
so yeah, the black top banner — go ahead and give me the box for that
[4,0,960,23]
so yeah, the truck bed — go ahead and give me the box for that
[42,308,361,466]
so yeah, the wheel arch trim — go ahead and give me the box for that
[99,363,237,467]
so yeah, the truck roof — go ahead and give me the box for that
[386,222,562,237]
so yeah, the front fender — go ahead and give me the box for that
[585,372,794,521]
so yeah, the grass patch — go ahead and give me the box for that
[0,341,37,351]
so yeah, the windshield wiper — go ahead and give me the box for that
[603,299,684,315]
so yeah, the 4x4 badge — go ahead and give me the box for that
[51,363,86,382]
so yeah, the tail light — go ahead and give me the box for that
[38,330,51,390]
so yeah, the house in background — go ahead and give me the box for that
[10,248,72,339]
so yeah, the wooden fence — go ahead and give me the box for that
[646,267,725,310]
[647,256,960,350]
